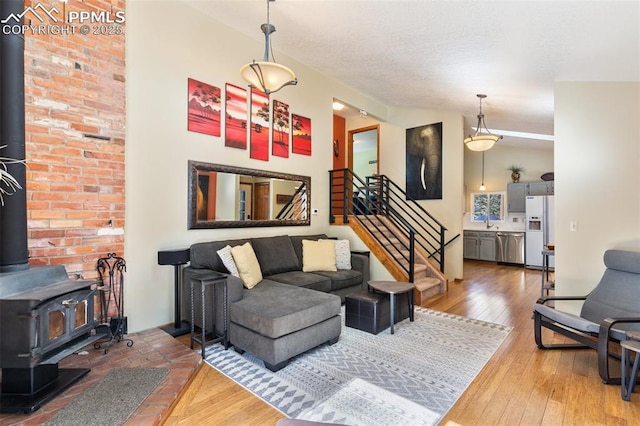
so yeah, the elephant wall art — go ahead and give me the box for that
[406,122,443,200]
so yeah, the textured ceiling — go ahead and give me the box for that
[187,0,640,150]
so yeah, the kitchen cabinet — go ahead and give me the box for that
[527,181,554,196]
[507,181,554,213]
[507,183,527,213]
[463,233,479,259]
[463,231,496,261]
[479,234,496,260]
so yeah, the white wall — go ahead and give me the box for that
[554,82,640,313]
[384,108,466,280]
[125,1,466,332]
[353,148,377,178]
[215,173,237,220]
[126,1,338,332]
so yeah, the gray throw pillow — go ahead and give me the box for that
[250,236,299,276]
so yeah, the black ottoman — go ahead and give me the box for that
[345,290,410,334]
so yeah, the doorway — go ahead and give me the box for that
[254,182,270,220]
[348,125,379,180]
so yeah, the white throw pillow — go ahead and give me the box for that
[334,239,352,270]
[320,239,352,270]
[230,243,263,289]
[302,240,337,272]
[216,245,239,277]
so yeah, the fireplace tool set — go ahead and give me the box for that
[94,253,134,354]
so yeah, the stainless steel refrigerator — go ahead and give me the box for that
[525,195,555,268]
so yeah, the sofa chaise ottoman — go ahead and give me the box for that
[230,280,341,371]
[181,234,369,370]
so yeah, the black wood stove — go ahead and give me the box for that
[0,0,104,413]
[0,267,103,413]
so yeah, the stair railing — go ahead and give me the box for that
[275,182,307,220]
[329,168,448,274]
[366,174,448,271]
[330,168,418,280]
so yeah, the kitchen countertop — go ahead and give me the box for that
[463,227,525,233]
[462,212,526,233]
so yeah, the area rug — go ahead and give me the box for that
[44,367,169,426]
[205,307,512,425]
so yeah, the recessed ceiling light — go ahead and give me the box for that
[332,102,345,111]
[475,127,554,141]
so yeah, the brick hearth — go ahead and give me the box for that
[0,328,200,426]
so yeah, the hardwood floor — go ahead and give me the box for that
[163,260,640,425]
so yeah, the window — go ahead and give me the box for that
[471,192,505,222]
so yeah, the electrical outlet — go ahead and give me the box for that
[570,221,578,232]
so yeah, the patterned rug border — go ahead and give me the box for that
[205,307,512,425]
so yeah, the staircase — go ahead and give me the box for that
[329,169,451,304]
[275,182,307,220]
[349,215,447,304]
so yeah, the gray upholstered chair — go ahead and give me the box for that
[533,249,640,384]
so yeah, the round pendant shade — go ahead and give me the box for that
[464,134,500,151]
[240,61,297,95]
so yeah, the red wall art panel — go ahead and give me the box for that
[225,83,248,149]
[250,88,270,161]
[187,78,221,137]
[272,100,290,158]
[292,114,312,156]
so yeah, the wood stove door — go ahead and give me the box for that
[38,288,96,356]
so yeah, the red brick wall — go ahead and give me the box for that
[23,0,126,282]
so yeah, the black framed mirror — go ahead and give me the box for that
[188,161,311,229]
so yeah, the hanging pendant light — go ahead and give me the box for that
[464,94,502,151]
[479,151,486,191]
[240,0,298,95]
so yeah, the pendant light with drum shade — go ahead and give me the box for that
[464,94,503,151]
[240,0,298,95]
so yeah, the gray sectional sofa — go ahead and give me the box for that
[182,234,369,371]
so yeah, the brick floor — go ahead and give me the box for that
[0,328,200,426]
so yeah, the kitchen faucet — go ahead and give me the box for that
[485,214,494,229]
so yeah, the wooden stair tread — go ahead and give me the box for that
[395,262,428,272]
[414,277,441,291]
[413,264,428,273]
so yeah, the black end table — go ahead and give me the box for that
[190,272,229,358]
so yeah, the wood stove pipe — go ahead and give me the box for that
[0,0,29,272]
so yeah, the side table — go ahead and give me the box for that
[368,280,415,334]
[541,248,555,297]
[190,272,229,358]
[158,248,191,337]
